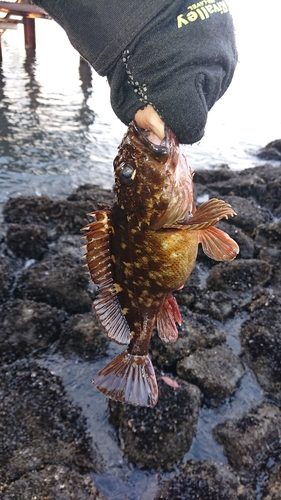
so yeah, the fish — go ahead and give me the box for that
[82,121,239,407]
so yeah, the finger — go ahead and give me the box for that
[135,105,165,140]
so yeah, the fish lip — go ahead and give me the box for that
[132,120,176,156]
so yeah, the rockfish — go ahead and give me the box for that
[83,121,239,407]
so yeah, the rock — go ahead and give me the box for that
[194,166,236,186]
[6,223,49,259]
[0,360,99,488]
[200,259,273,316]
[67,183,114,206]
[257,247,281,292]
[256,139,281,161]
[177,344,245,402]
[193,259,272,321]
[14,253,92,314]
[218,221,255,260]
[193,290,235,321]
[254,220,281,248]
[257,147,281,161]
[207,259,272,293]
[58,312,109,360]
[1,465,105,500]
[150,308,226,370]
[261,460,281,500]
[109,375,202,471]
[240,294,281,405]
[196,165,281,211]
[173,264,202,307]
[213,403,281,486]
[3,195,56,225]
[247,164,281,210]
[49,233,84,260]
[0,257,12,303]
[3,186,114,236]
[220,196,271,235]
[254,219,281,291]
[202,170,266,208]
[0,299,67,364]
[208,177,268,209]
[156,460,254,500]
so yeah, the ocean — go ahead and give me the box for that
[0,1,280,208]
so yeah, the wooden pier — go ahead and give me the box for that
[0,0,49,60]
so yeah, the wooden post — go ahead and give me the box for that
[23,17,36,50]
[0,36,2,63]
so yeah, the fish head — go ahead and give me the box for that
[113,121,194,230]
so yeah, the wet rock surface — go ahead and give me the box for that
[0,360,101,497]
[240,293,281,405]
[177,344,245,402]
[0,162,281,498]
[156,460,254,500]
[58,312,109,360]
[14,253,92,314]
[0,298,67,364]
[213,403,281,488]
[2,465,106,500]
[150,308,226,370]
[109,375,202,471]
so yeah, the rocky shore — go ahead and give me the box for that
[0,154,281,498]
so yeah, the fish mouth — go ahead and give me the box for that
[132,120,178,157]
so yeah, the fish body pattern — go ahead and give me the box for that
[83,121,239,407]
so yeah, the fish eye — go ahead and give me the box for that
[119,162,136,185]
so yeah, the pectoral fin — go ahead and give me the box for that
[171,198,237,231]
[82,211,130,345]
[186,198,236,230]
[198,226,239,261]
[157,294,182,343]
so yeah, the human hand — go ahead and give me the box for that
[134,105,165,141]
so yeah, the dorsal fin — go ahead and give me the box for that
[82,211,130,345]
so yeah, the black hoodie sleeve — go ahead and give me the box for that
[33,0,170,75]
[33,0,237,144]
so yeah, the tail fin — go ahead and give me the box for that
[92,351,158,407]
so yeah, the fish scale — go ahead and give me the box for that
[82,121,239,407]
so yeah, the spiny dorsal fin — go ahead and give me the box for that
[82,211,130,345]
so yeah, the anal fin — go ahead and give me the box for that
[93,351,158,407]
[156,294,181,343]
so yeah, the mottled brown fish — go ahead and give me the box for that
[82,121,239,407]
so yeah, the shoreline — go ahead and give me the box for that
[0,162,281,498]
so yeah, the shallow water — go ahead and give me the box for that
[39,307,264,500]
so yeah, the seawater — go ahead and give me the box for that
[0,7,281,210]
